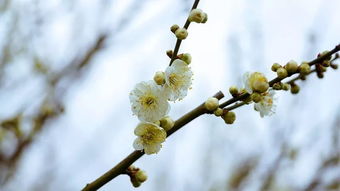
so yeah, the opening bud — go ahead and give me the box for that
[153,71,165,85]
[188,9,205,23]
[204,97,219,111]
[175,28,188,40]
[160,116,174,131]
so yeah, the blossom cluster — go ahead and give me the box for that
[129,59,193,154]
[128,8,208,155]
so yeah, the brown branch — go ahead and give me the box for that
[82,91,224,191]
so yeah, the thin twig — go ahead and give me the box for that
[169,0,201,66]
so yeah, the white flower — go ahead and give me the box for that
[133,122,167,155]
[164,59,193,101]
[254,90,276,117]
[129,81,170,122]
[243,72,269,94]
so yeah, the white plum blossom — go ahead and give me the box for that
[164,59,193,101]
[133,122,167,155]
[254,90,276,117]
[129,81,170,122]
[243,72,269,94]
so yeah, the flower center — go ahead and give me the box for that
[140,95,157,108]
[169,73,183,88]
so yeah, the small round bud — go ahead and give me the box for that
[253,80,269,93]
[317,72,324,79]
[282,83,290,91]
[132,180,141,188]
[285,60,298,74]
[201,12,208,23]
[276,68,288,79]
[166,50,173,58]
[178,53,191,64]
[271,63,281,72]
[204,97,219,111]
[299,63,310,75]
[175,28,188,40]
[160,116,174,131]
[214,108,223,116]
[272,82,282,90]
[321,60,330,67]
[135,170,148,183]
[229,86,239,96]
[320,65,327,72]
[330,63,338,69]
[290,84,300,94]
[153,71,165,85]
[250,93,262,103]
[222,111,236,124]
[318,50,331,60]
[188,9,205,23]
[170,24,179,33]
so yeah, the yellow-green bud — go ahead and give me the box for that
[319,50,331,60]
[250,93,262,103]
[214,108,223,116]
[321,60,330,67]
[253,80,269,93]
[229,86,239,96]
[299,63,310,75]
[285,60,298,74]
[282,83,290,91]
[201,12,208,23]
[135,170,148,183]
[271,63,281,72]
[204,97,219,111]
[277,67,288,79]
[170,24,179,33]
[178,53,192,64]
[272,82,282,90]
[153,71,165,85]
[175,28,188,40]
[223,111,236,124]
[160,116,174,131]
[132,180,141,187]
[188,9,205,23]
[290,84,300,94]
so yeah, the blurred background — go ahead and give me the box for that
[0,0,339,190]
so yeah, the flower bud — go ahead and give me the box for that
[276,67,288,79]
[285,60,298,74]
[317,72,324,79]
[229,86,239,96]
[272,82,282,90]
[188,9,205,23]
[135,170,148,183]
[253,80,269,93]
[282,83,290,91]
[321,60,330,67]
[160,116,174,131]
[132,180,141,188]
[201,12,208,23]
[299,63,310,75]
[222,111,236,124]
[166,50,173,58]
[214,108,223,116]
[290,84,300,94]
[271,63,281,72]
[175,28,188,40]
[170,24,179,33]
[318,50,331,60]
[154,71,165,85]
[250,93,262,103]
[178,53,191,64]
[204,97,219,111]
